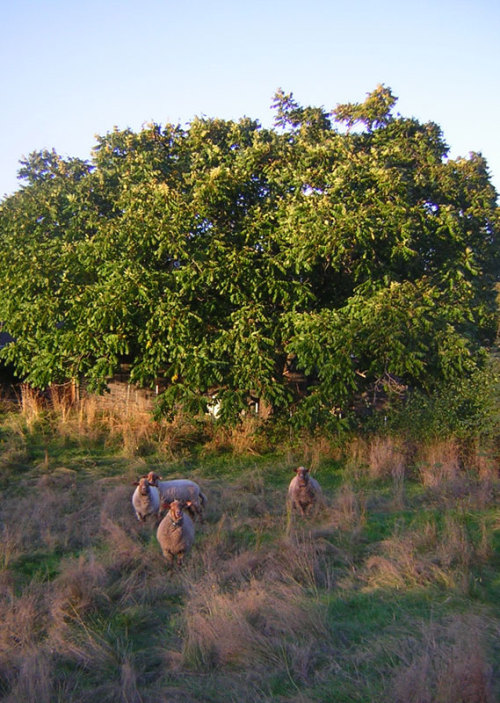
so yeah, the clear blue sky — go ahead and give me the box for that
[1,0,499,199]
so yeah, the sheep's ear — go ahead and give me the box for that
[162,501,171,510]
[132,481,139,486]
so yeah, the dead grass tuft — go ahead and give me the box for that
[368,436,406,481]
[203,416,266,456]
[0,589,43,659]
[100,483,139,530]
[48,383,76,427]
[0,586,48,701]
[3,478,99,554]
[46,558,142,686]
[154,410,207,457]
[14,388,208,457]
[49,554,109,630]
[269,533,329,591]
[475,450,499,482]
[181,572,326,677]
[389,615,495,703]
[330,484,366,532]
[1,647,53,703]
[343,437,369,480]
[102,407,161,457]
[100,518,148,568]
[417,439,462,487]
[0,525,22,570]
[300,433,342,470]
[178,523,331,679]
[18,384,45,429]
[364,514,490,593]
[119,657,142,703]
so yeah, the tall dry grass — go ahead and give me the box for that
[181,556,328,677]
[417,439,462,487]
[202,415,267,456]
[389,615,495,703]
[299,432,342,470]
[1,648,54,703]
[363,512,491,593]
[344,435,407,481]
[18,384,45,430]
[414,440,499,513]
[367,436,406,481]
[0,472,98,555]
[11,384,209,458]
[0,586,48,700]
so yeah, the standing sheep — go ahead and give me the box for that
[287,466,323,517]
[146,471,207,522]
[156,500,195,567]
[131,477,161,523]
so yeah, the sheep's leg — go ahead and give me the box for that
[195,504,204,524]
[164,551,174,567]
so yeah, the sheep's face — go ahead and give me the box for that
[163,499,192,523]
[138,477,151,495]
[147,471,161,485]
[170,500,184,521]
[295,466,310,487]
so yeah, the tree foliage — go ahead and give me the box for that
[0,86,498,427]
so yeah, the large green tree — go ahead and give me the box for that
[0,87,498,426]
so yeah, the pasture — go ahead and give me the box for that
[0,397,498,702]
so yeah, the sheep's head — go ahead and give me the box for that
[146,471,161,485]
[295,466,310,487]
[134,476,151,495]
[162,499,193,523]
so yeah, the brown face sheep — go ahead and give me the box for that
[146,471,207,523]
[156,500,195,567]
[131,477,161,523]
[287,466,323,517]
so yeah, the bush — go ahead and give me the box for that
[381,355,499,446]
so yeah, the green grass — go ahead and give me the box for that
[0,408,498,702]
[12,550,63,583]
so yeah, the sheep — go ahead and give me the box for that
[156,499,195,567]
[287,466,323,517]
[131,476,161,523]
[146,471,207,522]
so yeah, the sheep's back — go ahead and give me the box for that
[156,479,201,503]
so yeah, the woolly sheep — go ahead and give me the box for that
[131,477,161,523]
[156,499,195,567]
[287,466,323,517]
[146,471,207,522]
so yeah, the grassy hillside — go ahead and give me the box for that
[0,396,498,702]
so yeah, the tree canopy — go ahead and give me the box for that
[0,86,498,427]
